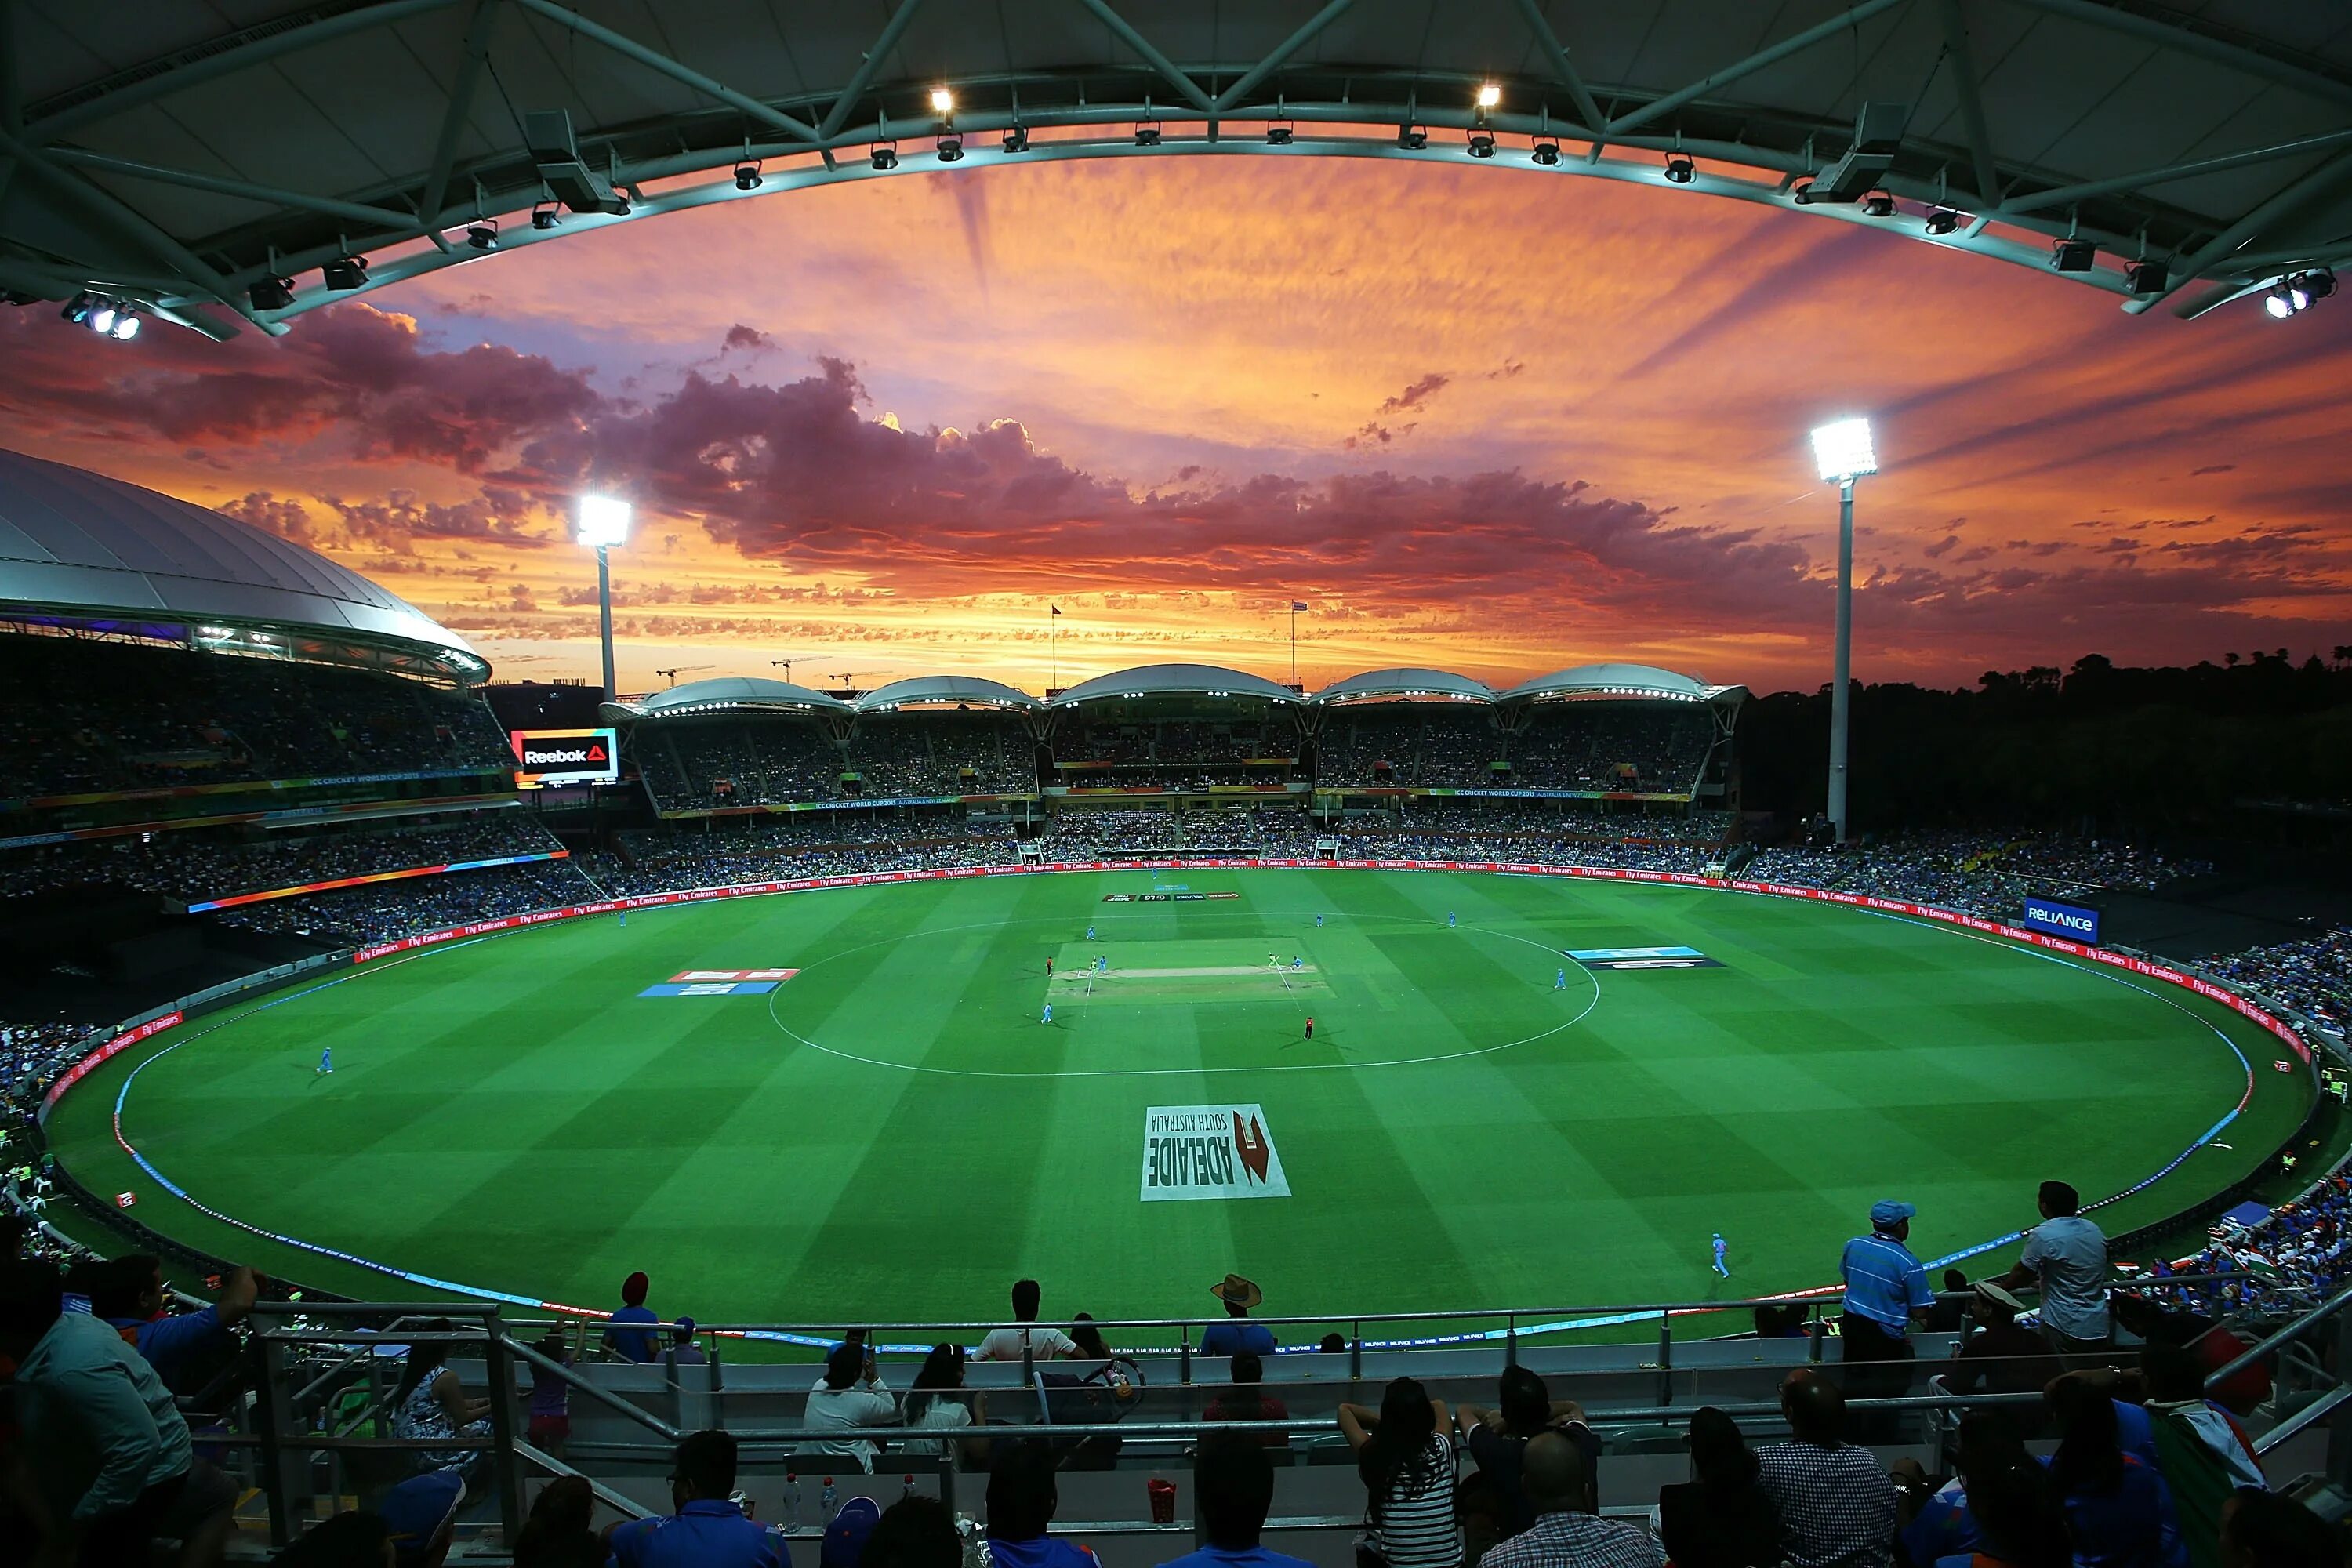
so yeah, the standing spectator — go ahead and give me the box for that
[1753,1370,1899,1568]
[2219,1490,2339,1568]
[1991,1182,2111,1356]
[512,1473,601,1568]
[0,1255,238,1568]
[85,1254,258,1399]
[1456,1365,1597,1552]
[605,1272,662,1363]
[2044,1380,2183,1568]
[1657,1406,1780,1568]
[1839,1201,1933,1401]
[1480,1432,1661,1568]
[903,1344,986,1461]
[1202,1351,1290,1449]
[977,1279,1078,1363]
[390,1321,494,1483]
[866,1496,963,1568]
[1201,1275,1277,1359]
[607,1429,783,1568]
[802,1341,899,1472]
[527,1324,583,1460]
[1155,1432,1313,1568]
[982,1439,1098,1568]
[1338,1377,1458,1568]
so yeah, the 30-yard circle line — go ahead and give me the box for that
[761,908,1602,1078]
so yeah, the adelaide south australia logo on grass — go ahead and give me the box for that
[1141,1105,1290,1202]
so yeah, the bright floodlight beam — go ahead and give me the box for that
[1809,418,1876,844]
[577,495,632,702]
[930,86,954,116]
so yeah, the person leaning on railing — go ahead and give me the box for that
[1339,1377,1458,1568]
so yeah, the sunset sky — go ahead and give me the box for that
[5,152,2350,697]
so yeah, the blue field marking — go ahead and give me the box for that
[637,982,780,997]
[1566,946,1706,960]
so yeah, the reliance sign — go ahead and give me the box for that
[2021,896,2102,944]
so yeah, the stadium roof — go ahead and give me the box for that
[8,2,2351,339]
[1054,664,1302,707]
[1314,667,1498,704]
[0,446,487,684]
[1497,662,1744,705]
[606,674,851,721]
[856,675,1040,713]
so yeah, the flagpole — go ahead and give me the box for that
[1290,603,1298,689]
[1050,605,1058,693]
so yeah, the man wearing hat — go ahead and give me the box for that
[1945,1280,2060,1400]
[1838,1200,1933,1397]
[1200,1274,1277,1358]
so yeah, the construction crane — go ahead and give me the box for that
[655,664,713,688]
[769,658,796,683]
[827,672,860,688]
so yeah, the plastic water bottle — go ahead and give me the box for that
[822,1477,840,1524]
[784,1474,801,1526]
[903,1475,917,1503]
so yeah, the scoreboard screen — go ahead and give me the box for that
[510,728,619,789]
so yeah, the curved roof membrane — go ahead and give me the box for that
[1497,663,1739,703]
[856,675,1041,713]
[1054,663,1302,707]
[1313,667,1498,704]
[9,1,2350,339]
[612,674,852,720]
[0,446,485,683]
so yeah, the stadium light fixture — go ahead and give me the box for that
[1862,192,1896,218]
[2050,237,2095,272]
[466,220,499,251]
[1467,129,1497,158]
[1663,153,1695,183]
[577,495,632,702]
[111,311,140,340]
[870,142,899,170]
[323,255,368,290]
[1397,124,1428,150]
[1267,122,1294,146]
[1922,206,1961,235]
[1475,82,1501,111]
[250,274,296,311]
[1531,138,1562,165]
[734,161,763,190]
[1809,416,1876,845]
[936,133,964,162]
[532,202,561,230]
[2265,285,2296,318]
[1134,120,1163,147]
[2125,259,2168,296]
[930,86,955,116]
[1003,125,1029,154]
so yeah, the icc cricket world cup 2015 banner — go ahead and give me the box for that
[1140,1105,1290,1202]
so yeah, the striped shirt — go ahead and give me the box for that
[1367,1432,1461,1568]
[1839,1232,1933,1332]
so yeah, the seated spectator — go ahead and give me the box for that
[1962,1457,2071,1568]
[1658,1406,1780,1568]
[1202,1351,1290,1449]
[1456,1364,1596,1550]
[512,1472,601,1568]
[0,1256,238,1568]
[1946,1283,2062,1401]
[1156,1432,1315,1568]
[904,1343,986,1461]
[381,1470,463,1568]
[1929,1269,1974,1333]
[2111,1296,2269,1418]
[605,1272,662,1363]
[267,1509,394,1566]
[670,1319,706,1367]
[390,1321,494,1484]
[1339,1377,1457,1568]
[1201,1274,1277,1359]
[1755,1302,1812,1339]
[608,1429,782,1568]
[2143,1343,2266,1568]
[1319,1332,1349,1355]
[1069,1316,1116,1361]
[82,1254,257,1399]
[1896,1412,2029,1568]
[983,1438,1098,1568]
[2219,1489,2339,1568]
[1482,1432,1661,1568]
[977,1279,1078,1363]
[866,1495,964,1568]
[803,1341,899,1473]
[2044,1379,2184,1568]
[1753,1370,1899,1568]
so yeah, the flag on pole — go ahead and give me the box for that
[1290,601,1308,611]
[1051,605,1062,616]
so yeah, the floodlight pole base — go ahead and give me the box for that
[597,543,616,704]
[1828,477,1855,844]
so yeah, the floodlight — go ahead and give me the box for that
[2305,269,2338,301]
[1663,153,1695,183]
[1791,181,1818,205]
[532,203,561,230]
[1003,126,1029,153]
[936,134,964,162]
[735,162,763,190]
[466,220,499,250]
[1397,124,1428,150]
[1134,121,1162,146]
[2265,286,2295,319]
[930,86,955,116]
[1923,206,1960,235]
[88,303,116,334]
[323,255,368,289]
[576,495,633,548]
[870,142,898,170]
[1531,139,1561,165]
[1267,122,1294,145]
[1467,130,1496,158]
[2125,260,2167,296]
[1862,192,1896,217]
[1475,82,1501,110]
[250,274,296,311]
[1810,417,1877,483]
[112,312,140,340]
[2289,282,2312,311]
[2050,237,2095,272]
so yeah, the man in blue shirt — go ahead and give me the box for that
[1156,1432,1314,1568]
[87,1253,257,1399]
[1200,1274,1277,1358]
[605,1271,662,1363]
[1839,1200,1933,1403]
[608,1428,783,1568]
[983,1439,1098,1568]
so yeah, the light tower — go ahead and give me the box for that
[576,495,632,702]
[1809,418,1877,844]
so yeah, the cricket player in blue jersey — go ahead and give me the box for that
[1042,1002,1053,1025]
[1448,911,1457,928]
[1711,1234,1730,1277]
[1555,968,1568,990]
[317,1048,332,1076]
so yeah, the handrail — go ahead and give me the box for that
[2206,1280,2352,1390]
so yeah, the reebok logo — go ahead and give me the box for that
[1140,1105,1290,1202]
